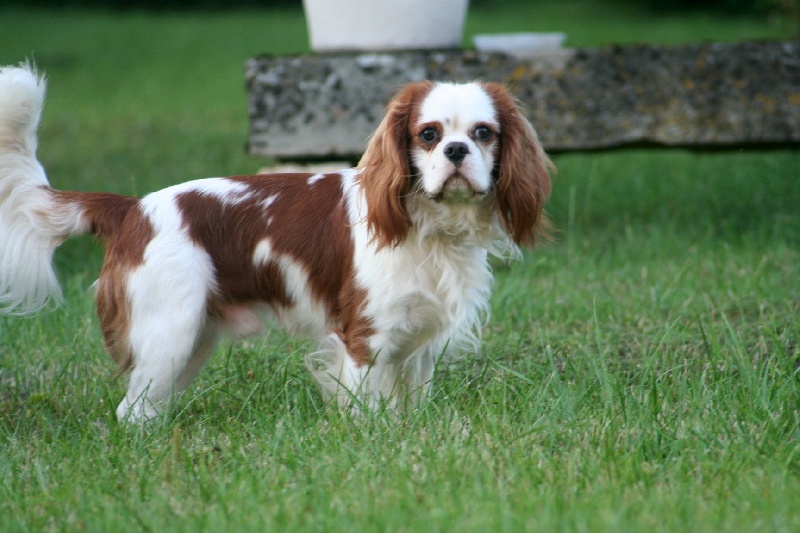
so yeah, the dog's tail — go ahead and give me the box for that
[0,63,135,315]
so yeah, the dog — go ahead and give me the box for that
[0,63,552,422]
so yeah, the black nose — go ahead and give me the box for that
[443,142,469,166]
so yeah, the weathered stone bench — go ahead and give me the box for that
[246,40,800,161]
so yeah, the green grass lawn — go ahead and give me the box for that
[1,3,799,531]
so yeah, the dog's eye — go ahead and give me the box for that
[474,126,494,142]
[419,128,438,143]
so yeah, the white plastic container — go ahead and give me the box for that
[303,0,469,52]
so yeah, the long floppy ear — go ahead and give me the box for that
[483,82,553,247]
[357,81,433,249]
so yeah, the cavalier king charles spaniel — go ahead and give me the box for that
[0,64,551,422]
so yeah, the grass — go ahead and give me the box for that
[1,2,799,531]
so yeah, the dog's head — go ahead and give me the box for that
[358,81,552,249]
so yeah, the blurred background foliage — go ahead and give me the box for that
[1,0,795,14]
[4,0,798,37]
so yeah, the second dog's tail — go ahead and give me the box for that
[0,63,133,315]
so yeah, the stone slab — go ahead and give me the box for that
[246,41,800,160]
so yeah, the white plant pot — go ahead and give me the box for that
[303,0,469,52]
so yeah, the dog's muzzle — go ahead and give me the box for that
[430,174,486,203]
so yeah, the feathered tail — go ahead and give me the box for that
[0,63,94,314]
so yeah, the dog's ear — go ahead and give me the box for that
[358,81,433,249]
[483,82,553,246]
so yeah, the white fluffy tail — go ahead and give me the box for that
[0,64,73,314]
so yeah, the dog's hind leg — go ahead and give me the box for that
[116,323,220,423]
[112,239,218,423]
[115,308,217,423]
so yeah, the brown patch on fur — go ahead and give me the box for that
[174,189,291,308]
[50,190,152,371]
[96,200,152,372]
[357,81,434,249]
[50,190,139,240]
[481,82,553,246]
[178,174,375,365]
[335,281,374,367]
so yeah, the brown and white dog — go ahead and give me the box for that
[0,64,551,422]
